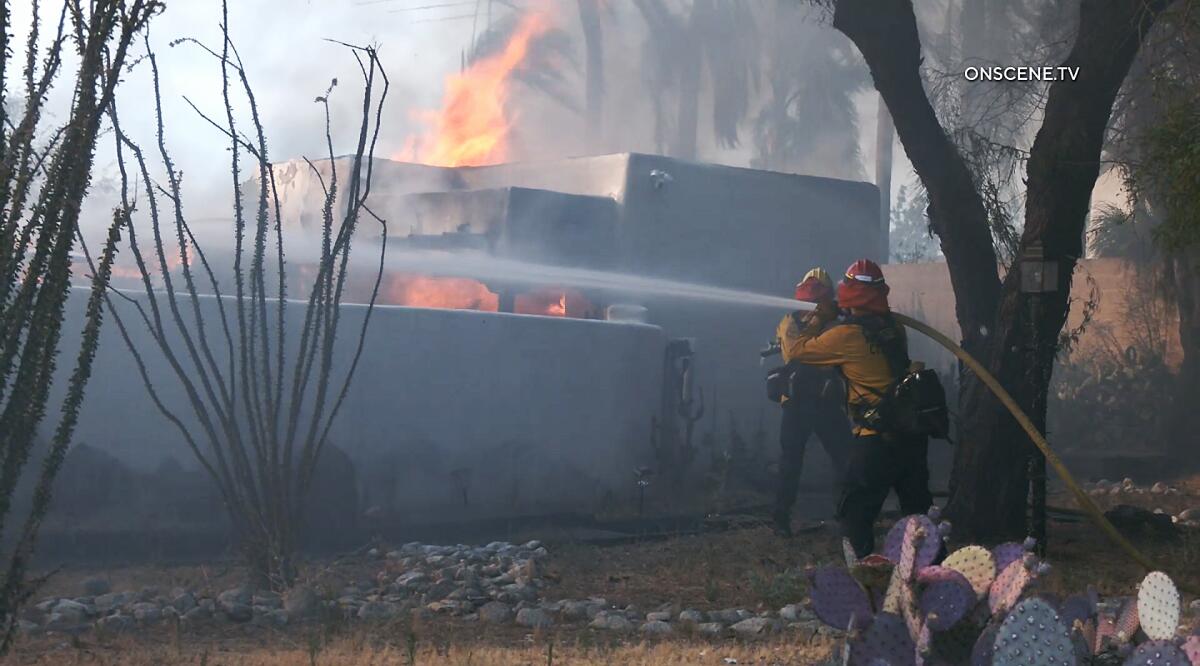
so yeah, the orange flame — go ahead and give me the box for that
[403,13,552,167]
[384,273,499,311]
[514,287,590,317]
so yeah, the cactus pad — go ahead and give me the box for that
[930,619,982,665]
[992,597,1076,666]
[989,560,1033,616]
[971,623,999,666]
[993,542,1026,573]
[1136,571,1180,641]
[850,611,916,666]
[1115,598,1140,643]
[943,545,996,599]
[917,566,976,631]
[809,565,874,630]
[851,556,895,598]
[1059,594,1096,628]
[1121,639,1189,666]
[1180,635,1200,664]
[883,515,940,572]
[1071,619,1097,660]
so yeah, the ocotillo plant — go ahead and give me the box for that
[101,1,389,589]
[0,0,161,651]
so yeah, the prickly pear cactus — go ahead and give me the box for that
[929,618,982,665]
[1135,571,1180,641]
[1060,594,1097,628]
[1180,635,1200,664]
[1121,639,1189,665]
[810,565,874,630]
[850,611,916,666]
[989,560,1033,616]
[992,542,1026,573]
[992,597,1077,666]
[883,514,940,571]
[1115,598,1140,643]
[917,566,976,631]
[1096,615,1119,654]
[971,623,999,666]
[851,555,895,600]
[884,519,924,615]
[943,545,996,599]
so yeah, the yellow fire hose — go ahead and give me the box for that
[891,313,1190,590]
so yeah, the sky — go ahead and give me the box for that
[9,0,498,230]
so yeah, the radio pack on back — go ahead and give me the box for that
[847,314,950,440]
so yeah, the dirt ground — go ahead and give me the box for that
[6,478,1199,665]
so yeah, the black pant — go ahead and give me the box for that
[774,397,851,522]
[837,433,932,558]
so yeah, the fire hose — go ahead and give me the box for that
[775,304,1183,587]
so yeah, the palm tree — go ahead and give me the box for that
[749,4,868,179]
[632,0,759,160]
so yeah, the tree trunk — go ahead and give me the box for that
[875,94,894,262]
[831,0,1174,543]
[576,0,604,150]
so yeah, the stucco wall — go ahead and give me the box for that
[54,289,666,522]
[883,259,1182,370]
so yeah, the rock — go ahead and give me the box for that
[560,600,591,622]
[252,592,282,609]
[640,620,673,636]
[53,599,91,621]
[427,600,470,615]
[181,606,211,623]
[96,613,134,633]
[81,576,112,597]
[1179,508,1200,522]
[1190,599,1200,614]
[646,610,672,622]
[479,601,513,624]
[16,619,40,635]
[284,585,322,620]
[93,592,131,614]
[423,579,458,602]
[516,607,553,629]
[731,617,777,639]
[137,586,162,602]
[779,604,802,622]
[1151,482,1169,494]
[695,622,726,637]
[678,609,704,624]
[223,603,253,623]
[395,571,429,591]
[357,601,399,621]
[590,611,634,632]
[130,602,162,623]
[707,608,751,625]
[171,592,197,614]
[218,587,252,610]
[44,612,86,633]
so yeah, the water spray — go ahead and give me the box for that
[332,247,1173,580]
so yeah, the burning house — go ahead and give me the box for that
[45,7,883,553]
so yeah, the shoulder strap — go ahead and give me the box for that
[844,313,910,382]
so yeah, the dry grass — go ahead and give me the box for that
[7,629,837,665]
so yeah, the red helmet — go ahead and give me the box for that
[843,258,885,285]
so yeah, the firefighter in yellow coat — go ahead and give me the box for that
[777,259,932,558]
[771,268,851,536]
